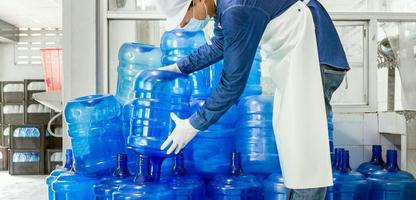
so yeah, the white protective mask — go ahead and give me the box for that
[183,2,209,31]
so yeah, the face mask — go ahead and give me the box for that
[183,3,209,31]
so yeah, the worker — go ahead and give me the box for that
[156,0,349,199]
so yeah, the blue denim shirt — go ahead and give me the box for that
[177,0,348,130]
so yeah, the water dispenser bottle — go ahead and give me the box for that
[65,94,125,176]
[357,145,385,177]
[167,153,204,200]
[236,95,280,179]
[161,29,211,98]
[52,171,98,200]
[208,152,263,200]
[368,150,416,200]
[263,173,288,200]
[94,153,132,200]
[185,98,237,179]
[46,149,73,200]
[112,155,175,200]
[116,43,162,104]
[326,150,370,200]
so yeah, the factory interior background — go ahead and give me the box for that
[0,0,416,199]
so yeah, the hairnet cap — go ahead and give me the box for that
[156,0,192,31]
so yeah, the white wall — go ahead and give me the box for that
[0,43,43,81]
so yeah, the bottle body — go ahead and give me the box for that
[52,172,97,200]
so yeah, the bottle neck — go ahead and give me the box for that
[113,153,130,178]
[63,149,73,170]
[370,145,384,164]
[230,152,243,176]
[172,153,186,177]
[134,155,150,184]
[340,151,352,174]
[335,149,345,171]
[386,150,400,172]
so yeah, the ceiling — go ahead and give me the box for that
[0,0,62,28]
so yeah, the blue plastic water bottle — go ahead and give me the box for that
[46,149,73,200]
[263,173,288,200]
[357,145,385,177]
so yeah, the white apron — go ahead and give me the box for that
[260,1,333,189]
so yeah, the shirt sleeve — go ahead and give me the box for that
[189,6,270,130]
[177,16,225,74]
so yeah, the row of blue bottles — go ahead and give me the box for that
[160,29,211,99]
[94,153,133,200]
[208,151,263,199]
[166,153,205,200]
[113,155,175,199]
[127,70,191,181]
[211,47,262,98]
[236,95,280,179]
[12,152,40,162]
[185,98,238,179]
[65,94,125,177]
[357,145,385,177]
[13,127,41,137]
[116,43,162,104]
[368,150,416,199]
[46,149,73,200]
[327,150,370,200]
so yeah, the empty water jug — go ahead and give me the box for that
[263,173,288,200]
[52,171,97,200]
[46,149,73,200]
[113,155,175,200]
[161,29,211,98]
[65,94,125,176]
[208,152,262,200]
[167,153,204,200]
[185,98,237,178]
[326,150,370,200]
[368,150,416,200]
[94,153,132,200]
[236,95,280,178]
[357,145,385,177]
[116,43,162,104]
[211,48,262,98]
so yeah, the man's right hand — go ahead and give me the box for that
[158,63,182,73]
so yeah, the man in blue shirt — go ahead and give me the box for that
[157,0,348,199]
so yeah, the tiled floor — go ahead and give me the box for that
[0,171,47,200]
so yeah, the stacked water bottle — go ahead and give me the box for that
[46,29,416,200]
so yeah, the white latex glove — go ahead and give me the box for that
[160,113,199,155]
[158,63,182,73]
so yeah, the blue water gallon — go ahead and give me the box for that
[357,145,385,177]
[327,150,370,200]
[167,153,204,200]
[161,29,211,98]
[368,150,416,200]
[113,155,175,200]
[65,94,125,176]
[52,171,97,200]
[46,149,73,200]
[208,152,263,200]
[94,153,132,200]
[185,98,237,179]
[116,43,162,104]
[211,48,262,98]
[236,95,279,179]
[263,173,288,200]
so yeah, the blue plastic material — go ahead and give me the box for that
[236,95,280,178]
[127,70,191,157]
[13,127,40,137]
[116,43,162,104]
[12,152,40,162]
[357,145,385,177]
[52,171,97,200]
[94,153,132,200]
[333,148,345,172]
[113,155,175,200]
[326,150,370,200]
[46,149,73,200]
[167,153,204,200]
[65,94,125,176]
[161,29,211,98]
[263,173,288,200]
[328,112,335,164]
[368,150,416,200]
[211,48,262,98]
[208,152,263,200]
[185,98,237,178]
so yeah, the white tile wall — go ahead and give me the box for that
[363,113,380,145]
[333,113,364,146]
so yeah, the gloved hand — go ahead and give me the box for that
[160,113,199,155]
[158,63,182,73]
